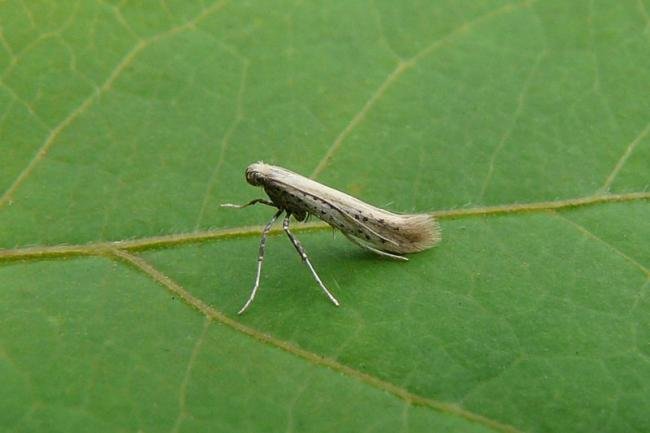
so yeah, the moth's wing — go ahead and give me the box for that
[269,178,399,246]
[266,169,439,254]
[342,232,408,261]
[333,196,440,254]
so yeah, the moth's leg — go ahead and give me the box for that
[238,209,284,315]
[343,233,408,261]
[283,214,340,307]
[221,198,276,209]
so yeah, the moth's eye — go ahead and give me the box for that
[245,169,261,186]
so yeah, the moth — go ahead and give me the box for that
[222,162,441,314]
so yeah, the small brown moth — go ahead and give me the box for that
[222,162,441,313]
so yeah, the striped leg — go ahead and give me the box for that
[238,209,283,314]
[283,214,340,307]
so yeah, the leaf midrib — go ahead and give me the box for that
[1,191,647,262]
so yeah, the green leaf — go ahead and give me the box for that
[1,1,649,432]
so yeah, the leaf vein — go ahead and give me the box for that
[310,0,537,179]
[553,212,649,276]
[1,192,648,262]
[171,317,210,433]
[0,0,230,210]
[479,49,547,200]
[109,248,525,433]
[600,122,650,192]
[194,58,250,229]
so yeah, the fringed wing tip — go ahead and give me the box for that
[399,214,441,253]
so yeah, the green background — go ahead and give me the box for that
[1,1,649,432]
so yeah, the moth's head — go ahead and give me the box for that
[245,162,267,186]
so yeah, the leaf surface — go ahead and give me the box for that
[1,1,649,432]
